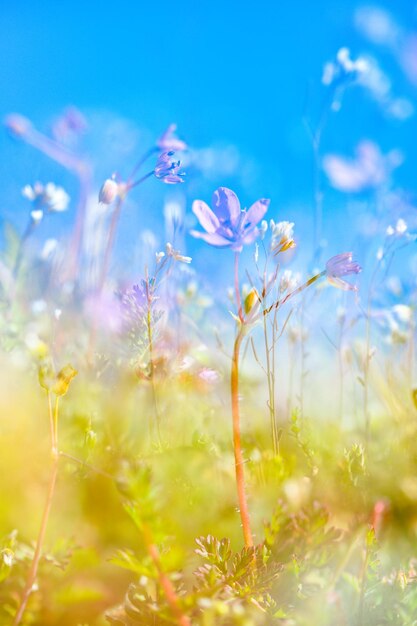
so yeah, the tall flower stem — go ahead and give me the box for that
[231,327,254,548]
[262,314,279,455]
[231,252,253,548]
[234,251,244,321]
[13,395,60,626]
[145,271,162,444]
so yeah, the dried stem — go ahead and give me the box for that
[231,327,254,548]
[13,395,60,626]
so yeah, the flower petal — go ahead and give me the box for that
[242,229,260,245]
[212,187,241,226]
[327,276,357,291]
[243,198,270,228]
[189,230,232,247]
[192,200,220,234]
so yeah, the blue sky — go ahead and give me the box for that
[1,0,416,276]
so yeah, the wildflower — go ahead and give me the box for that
[392,304,413,324]
[154,151,185,184]
[386,218,407,236]
[190,187,269,252]
[166,242,192,263]
[99,178,119,204]
[157,124,187,152]
[22,182,70,212]
[325,252,361,291]
[279,269,300,293]
[52,106,87,142]
[270,220,296,254]
[30,209,44,224]
[323,141,402,193]
[4,113,32,138]
[322,47,368,88]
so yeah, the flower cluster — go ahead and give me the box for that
[22,182,70,225]
[154,151,185,184]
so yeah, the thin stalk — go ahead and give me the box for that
[338,319,345,423]
[263,314,278,455]
[141,523,192,626]
[231,328,253,548]
[234,251,244,321]
[262,272,324,318]
[13,219,37,282]
[66,167,92,282]
[145,272,161,444]
[13,396,60,626]
[231,252,253,547]
[358,541,370,626]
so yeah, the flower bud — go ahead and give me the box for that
[53,364,78,396]
[244,288,259,314]
[98,178,118,205]
[4,113,32,138]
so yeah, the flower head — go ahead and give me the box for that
[326,252,361,291]
[154,151,185,184]
[322,47,368,88]
[270,220,296,254]
[190,187,269,252]
[4,113,33,139]
[157,124,187,152]
[99,178,119,204]
[22,182,70,212]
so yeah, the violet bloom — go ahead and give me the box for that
[326,252,361,291]
[157,124,187,152]
[154,151,185,184]
[190,187,269,252]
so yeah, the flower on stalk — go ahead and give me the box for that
[322,47,368,88]
[190,187,270,252]
[325,253,361,291]
[157,124,187,152]
[165,242,192,264]
[4,113,33,139]
[154,151,185,184]
[22,182,70,212]
[99,178,119,204]
[386,218,407,236]
[270,220,296,255]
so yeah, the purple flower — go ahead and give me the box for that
[154,151,185,184]
[326,253,362,291]
[157,124,187,152]
[190,187,270,252]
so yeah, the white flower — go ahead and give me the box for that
[30,209,43,223]
[280,269,300,293]
[165,242,192,264]
[22,182,70,212]
[322,47,368,86]
[392,304,413,324]
[99,178,118,205]
[396,218,407,234]
[270,221,296,254]
[386,218,407,236]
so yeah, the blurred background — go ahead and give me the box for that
[1,0,417,276]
